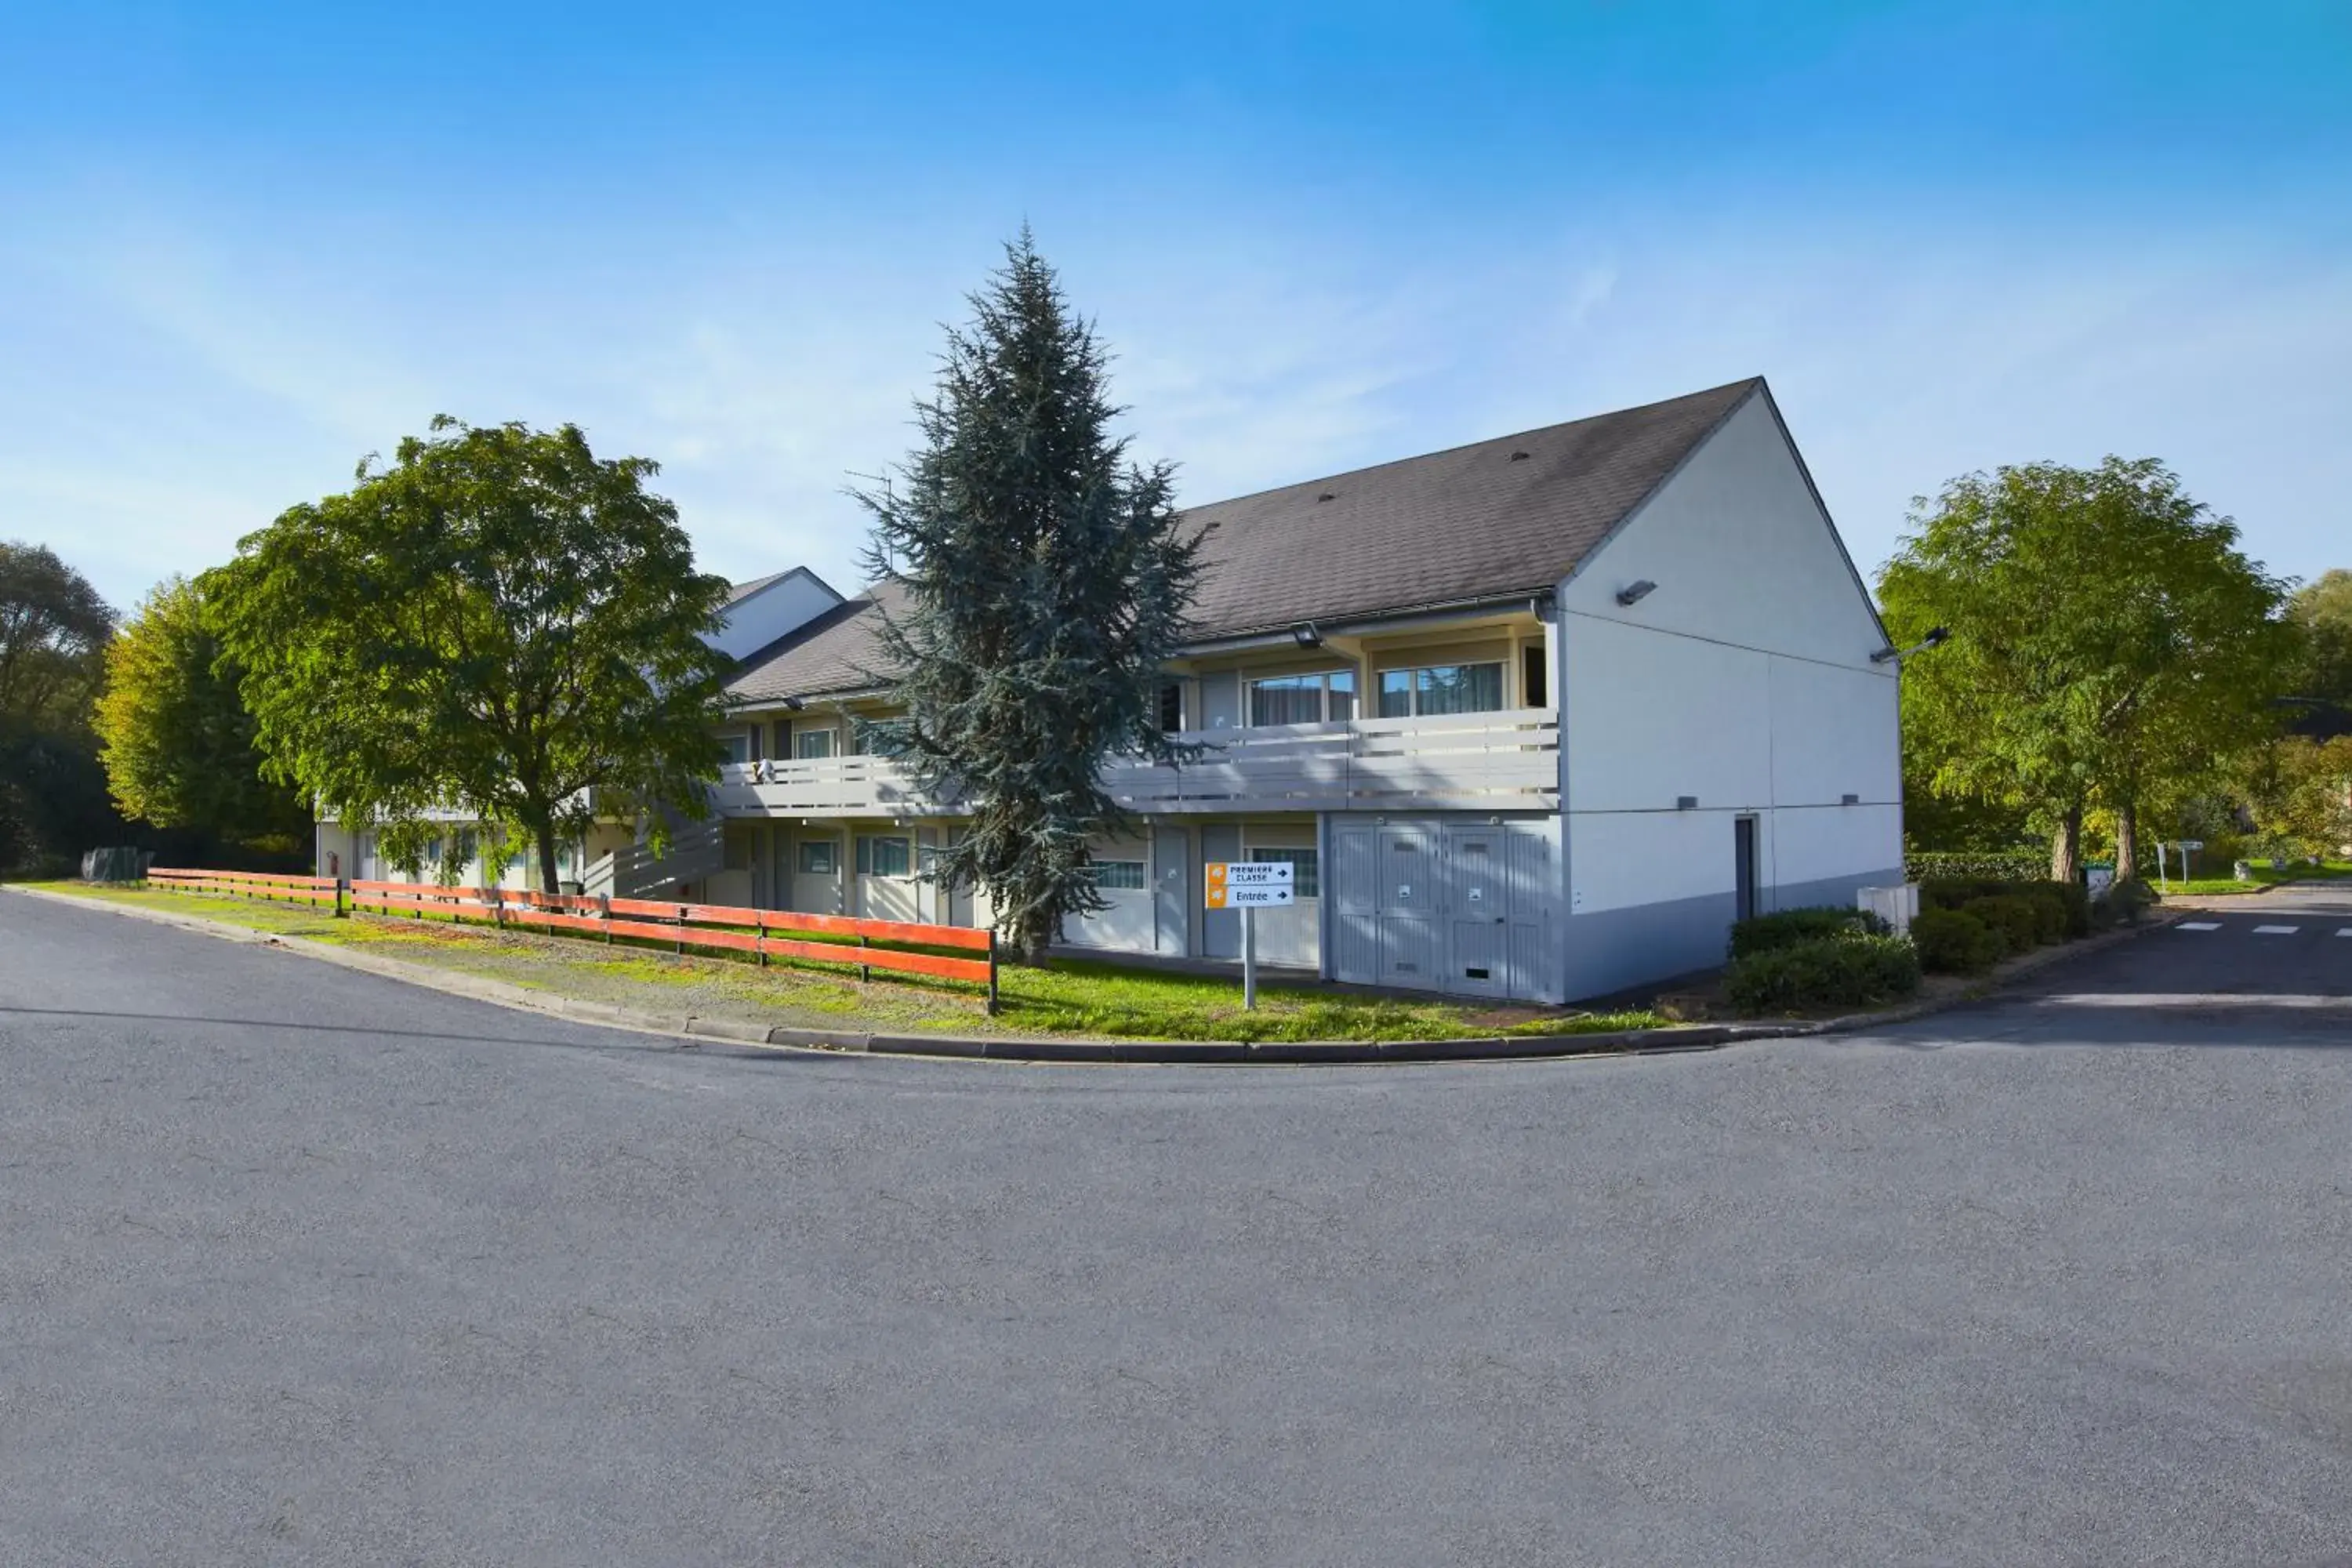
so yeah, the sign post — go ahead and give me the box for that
[1205,861,1294,1011]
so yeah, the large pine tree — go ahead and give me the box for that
[858,233,1203,961]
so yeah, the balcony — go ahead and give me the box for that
[710,709,1560,819]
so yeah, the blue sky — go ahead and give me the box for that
[3,2,2347,612]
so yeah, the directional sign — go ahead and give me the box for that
[1206,861,1294,909]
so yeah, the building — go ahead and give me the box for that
[690,376,1902,1003]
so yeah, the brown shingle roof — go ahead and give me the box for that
[726,378,1760,703]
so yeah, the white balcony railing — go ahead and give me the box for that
[708,708,1561,819]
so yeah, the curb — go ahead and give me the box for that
[2,884,2179,1068]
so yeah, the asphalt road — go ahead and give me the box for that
[3,887,2350,1567]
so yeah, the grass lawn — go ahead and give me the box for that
[2154,858,2352,898]
[18,880,1662,1044]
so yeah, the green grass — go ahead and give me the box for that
[23,881,1663,1044]
[2153,858,2352,898]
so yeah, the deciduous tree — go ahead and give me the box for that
[855,233,1203,961]
[209,418,735,892]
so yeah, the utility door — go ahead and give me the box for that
[1504,823,1561,1002]
[1330,822,1379,984]
[1442,824,1508,998]
[1374,824,1437,988]
[1152,825,1191,954]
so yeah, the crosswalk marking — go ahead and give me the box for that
[2252,924,2300,935]
[2339,927,2352,938]
[2178,921,2223,931]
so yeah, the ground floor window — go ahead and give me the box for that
[797,838,838,875]
[1245,844,1320,898]
[1089,858,1147,891]
[855,834,913,877]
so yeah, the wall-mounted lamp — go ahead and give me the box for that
[783,695,806,711]
[1676,795,1698,810]
[1291,622,1323,649]
[1616,579,1657,608]
[1871,626,1950,664]
[1842,793,1860,806]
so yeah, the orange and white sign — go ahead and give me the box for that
[1205,861,1294,909]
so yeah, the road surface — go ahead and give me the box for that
[2,887,2349,1566]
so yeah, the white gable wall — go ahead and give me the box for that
[1553,389,1903,999]
[709,570,843,663]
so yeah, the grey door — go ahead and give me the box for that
[1375,825,1436,986]
[1330,823,1378,984]
[1152,825,1190,954]
[1443,825,1507,997]
[1504,823,1559,1002]
[1200,823,1242,959]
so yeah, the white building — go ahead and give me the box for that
[681,377,1903,1003]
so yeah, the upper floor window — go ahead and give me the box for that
[1377,661,1504,718]
[1158,681,1185,732]
[793,727,837,760]
[1249,669,1356,726]
[718,731,753,765]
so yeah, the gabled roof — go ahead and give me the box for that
[726,378,1762,704]
[724,565,839,606]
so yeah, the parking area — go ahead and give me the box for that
[3,887,2350,1566]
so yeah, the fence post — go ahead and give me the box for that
[858,931,871,985]
[488,884,504,930]
[336,877,348,919]
[985,928,999,1016]
[598,893,612,943]
[757,911,768,968]
[675,905,686,956]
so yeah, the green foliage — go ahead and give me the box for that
[208,418,734,892]
[855,232,1204,960]
[1726,933,1921,1015]
[93,575,309,850]
[1879,459,2296,877]
[1727,905,1888,960]
[2286,568,2352,711]
[1959,894,2043,956]
[0,539,115,732]
[1911,907,2002,973]
[1906,849,2046,882]
[2242,736,2352,860]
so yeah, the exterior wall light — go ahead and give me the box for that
[1676,795,1698,810]
[783,695,806,710]
[1291,622,1323,649]
[1616,580,1657,607]
[1871,626,1949,664]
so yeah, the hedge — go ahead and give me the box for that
[1726,933,1922,1014]
[1906,849,2047,882]
[1728,905,1889,960]
[1911,907,2002,974]
[1961,893,2043,956]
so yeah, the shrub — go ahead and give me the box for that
[1911,907,2002,973]
[1962,894,2044,956]
[1921,875,2016,911]
[1906,849,2046,883]
[1726,933,1922,1015]
[2016,884,2070,944]
[1728,905,1888,960]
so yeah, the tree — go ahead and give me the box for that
[2245,735,2352,859]
[94,575,310,853]
[0,542,121,873]
[2285,568,2352,727]
[1880,459,2293,884]
[856,233,1203,961]
[0,540,114,731]
[209,418,735,893]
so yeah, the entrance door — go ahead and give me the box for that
[1152,826,1190,954]
[1443,824,1508,998]
[1733,815,1759,923]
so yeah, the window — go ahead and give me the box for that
[1376,661,1504,717]
[796,839,838,875]
[1246,845,1319,898]
[1158,681,1185,732]
[717,731,752,765]
[1248,669,1356,726]
[855,835,912,877]
[1089,859,1147,891]
[793,726,837,760]
[453,829,477,866]
[722,824,757,872]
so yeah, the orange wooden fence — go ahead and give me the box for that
[142,868,998,1009]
